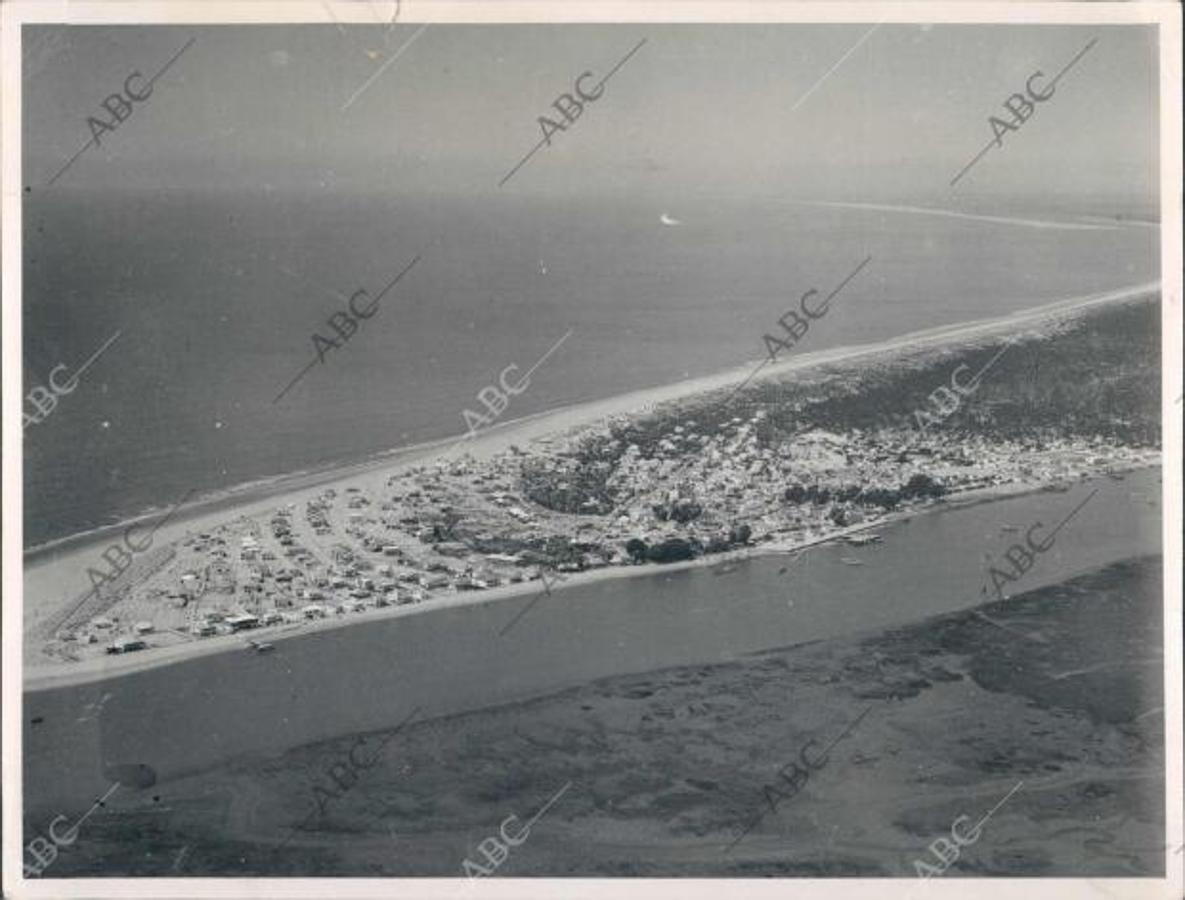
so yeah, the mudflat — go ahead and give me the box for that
[42,556,1164,878]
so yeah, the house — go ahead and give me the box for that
[484,553,521,565]
[226,613,260,632]
[107,638,147,654]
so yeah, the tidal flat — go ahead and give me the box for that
[46,555,1164,878]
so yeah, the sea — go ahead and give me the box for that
[21,188,1159,548]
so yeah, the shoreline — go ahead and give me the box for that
[24,459,1161,691]
[22,278,1158,568]
[20,464,1161,824]
[21,280,1161,682]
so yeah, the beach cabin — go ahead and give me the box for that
[106,638,147,655]
[226,613,260,632]
[507,506,535,524]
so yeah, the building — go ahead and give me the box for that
[225,613,260,632]
[107,639,147,654]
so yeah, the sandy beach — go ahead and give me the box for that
[12,15,1177,893]
[24,460,1159,692]
[18,278,1164,832]
[22,280,1160,679]
[21,464,1161,828]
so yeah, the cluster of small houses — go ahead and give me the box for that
[81,406,1144,659]
[91,486,590,656]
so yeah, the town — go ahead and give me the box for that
[41,311,1160,665]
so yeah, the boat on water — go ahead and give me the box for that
[840,557,864,566]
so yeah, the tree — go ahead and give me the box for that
[901,473,946,499]
[860,488,900,510]
[624,538,648,563]
[784,484,808,504]
[646,538,695,563]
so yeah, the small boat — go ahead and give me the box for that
[246,639,274,653]
[840,557,864,566]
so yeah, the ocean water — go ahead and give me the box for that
[21,189,1158,547]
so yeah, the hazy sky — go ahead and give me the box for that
[23,23,1158,202]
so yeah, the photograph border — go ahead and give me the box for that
[3,2,1181,898]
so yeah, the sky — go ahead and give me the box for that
[23,23,1159,204]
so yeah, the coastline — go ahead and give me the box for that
[104,555,1161,877]
[22,278,1157,567]
[25,460,1161,692]
[22,280,1160,679]
[21,465,1161,825]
